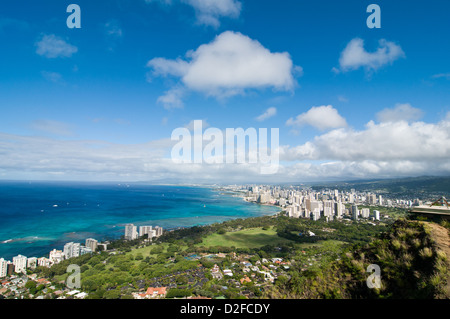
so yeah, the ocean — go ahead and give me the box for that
[0,181,279,260]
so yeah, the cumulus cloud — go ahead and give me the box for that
[256,107,277,122]
[0,132,175,181]
[281,118,450,163]
[148,57,190,78]
[337,38,405,73]
[147,31,299,101]
[3,112,450,182]
[2,114,450,182]
[286,105,347,131]
[35,34,78,58]
[157,87,186,110]
[376,103,424,123]
[146,0,242,27]
[185,0,241,27]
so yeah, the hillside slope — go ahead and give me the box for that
[266,219,450,299]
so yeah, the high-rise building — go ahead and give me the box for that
[0,258,7,278]
[361,208,370,218]
[38,257,52,268]
[154,226,163,237]
[311,208,321,221]
[12,255,27,273]
[139,226,153,237]
[86,238,98,252]
[368,194,377,205]
[49,249,64,264]
[125,224,138,240]
[323,200,334,217]
[64,242,81,259]
[6,263,14,276]
[334,201,344,219]
[348,193,354,203]
[351,205,359,221]
[80,246,93,255]
[305,198,311,213]
[310,200,321,214]
[287,205,300,218]
[27,257,38,269]
[374,210,380,221]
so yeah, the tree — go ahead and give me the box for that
[166,288,192,298]
[103,289,121,299]
[25,280,37,290]
[88,256,101,267]
[135,253,144,260]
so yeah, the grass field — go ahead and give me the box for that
[197,226,294,249]
[126,243,170,258]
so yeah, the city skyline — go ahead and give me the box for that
[0,0,449,183]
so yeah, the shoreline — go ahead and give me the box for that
[217,188,283,214]
[0,186,281,262]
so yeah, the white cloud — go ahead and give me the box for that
[184,0,241,27]
[376,103,424,123]
[282,118,450,163]
[286,105,347,131]
[146,0,241,27]
[337,95,348,102]
[35,34,78,58]
[104,20,123,38]
[104,20,123,51]
[41,71,63,84]
[148,57,190,78]
[256,107,277,122]
[157,87,186,110]
[30,119,74,137]
[2,113,450,182]
[147,31,299,101]
[431,73,450,80]
[338,38,405,73]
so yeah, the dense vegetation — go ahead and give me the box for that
[266,219,449,299]
[24,208,449,300]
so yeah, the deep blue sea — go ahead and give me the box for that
[0,181,279,260]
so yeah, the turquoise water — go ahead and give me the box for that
[0,181,279,260]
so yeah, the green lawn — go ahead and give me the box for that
[197,226,294,249]
[126,242,169,258]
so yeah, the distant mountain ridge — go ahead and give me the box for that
[309,176,450,198]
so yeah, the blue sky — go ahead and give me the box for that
[0,0,449,182]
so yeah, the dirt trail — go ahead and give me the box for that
[425,222,450,297]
